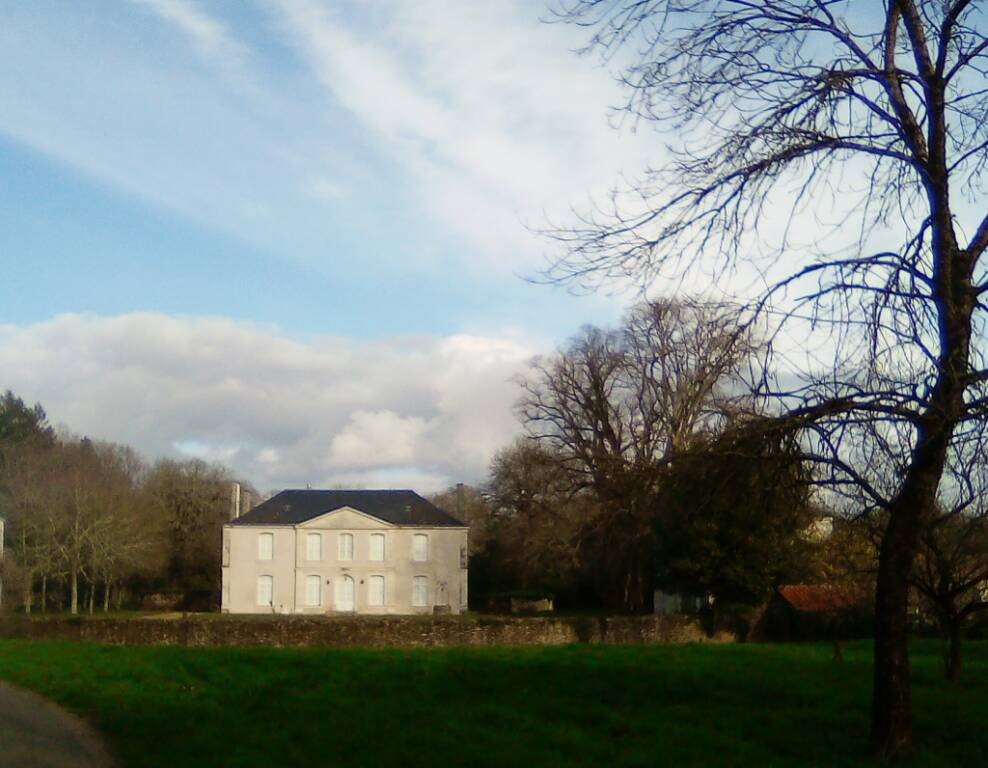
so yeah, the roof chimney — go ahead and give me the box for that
[231,482,241,520]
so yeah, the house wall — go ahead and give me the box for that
[222,507,468,616]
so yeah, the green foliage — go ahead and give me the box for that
[0,390,54,449]
[656,423,818,605]
[0,639,986,767]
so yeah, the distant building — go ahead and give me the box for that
[653,589,707,615]
[222,489,468,615]
[755,584,869,641]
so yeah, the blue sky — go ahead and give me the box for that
[0,0,655,491]
[0,0,647,340]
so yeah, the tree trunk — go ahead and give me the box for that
[103,581,111,613]
[70,569,78,615]
[87,582,95,615]
[41,575,47,614]
[22,578,32,615]
[872,536,914,757]
[871,476,937,756]
[946,619,962,683]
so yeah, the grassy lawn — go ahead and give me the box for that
[0,639,985,767]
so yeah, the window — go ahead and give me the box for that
[459,545,468,569]
[412,576,429,607]
[256,575,273,606]
[222,531,231,567]
[368,575,385,607]
[304,575,322,607]
[306,533,322,561]
[338,533,353,561]
[369,533,385,562]
[412,534,429,562]
[258,532,274,561]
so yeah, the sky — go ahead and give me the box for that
[0,0,660,493]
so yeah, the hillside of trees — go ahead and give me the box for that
[0,390,253,613]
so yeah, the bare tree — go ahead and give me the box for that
[910,427,988,681]
[913,513,988,681]
[546,1,987,754]
[487,439,587,596]
[519,299,760,609]
[86,443,155,613]
[144,458,236,609]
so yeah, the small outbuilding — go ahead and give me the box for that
[755,584,869,641]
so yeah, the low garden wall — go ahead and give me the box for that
[0,613,733,648]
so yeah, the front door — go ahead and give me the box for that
[335,574,355,612]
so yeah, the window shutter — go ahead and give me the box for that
[338,533,353,561]
[257,575,273,606]
[413,576,428,607]
[305,575,321,606]
[370,534,385,561]
[368,575,385,606]
[413,534,428,562]
[258,533,274,561]
[306,533,322,561]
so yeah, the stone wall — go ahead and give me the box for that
[0,614,733,649]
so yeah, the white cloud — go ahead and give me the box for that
[130,0,246,63]
[307,176,348,202]
[267,0,656,268]
[0,313,534,493]
[328,410,429,469]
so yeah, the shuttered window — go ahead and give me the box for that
[368,575,385,607]
[412,576,429,607]
[306,533,322,561]
[412,534,429,562]
[338,533,353,561]
[305,575,322,607]
[369,533,385,561]
[258,533,274,561]
[256,575,273,606]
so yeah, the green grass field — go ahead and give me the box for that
[0,639,984,767]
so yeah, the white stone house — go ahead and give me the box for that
[222,490,468,615]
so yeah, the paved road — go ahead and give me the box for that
[0,682,115,768]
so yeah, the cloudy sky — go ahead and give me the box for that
[0,0,661,492]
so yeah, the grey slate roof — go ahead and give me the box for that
[228,489,465,528]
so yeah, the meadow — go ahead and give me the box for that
[0,639,984,767]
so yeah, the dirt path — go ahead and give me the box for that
[0,682,115,768]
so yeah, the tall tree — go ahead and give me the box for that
[546,1,987,753]
[519,299,759,610]
[144,459,234,609]
[654,421,818,607]
[487,439,586,597]
[0,391,57,612]
[0,391,54,452]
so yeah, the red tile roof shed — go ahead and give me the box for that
[778,584,861,613]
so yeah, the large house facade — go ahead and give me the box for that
[222,490,468,615]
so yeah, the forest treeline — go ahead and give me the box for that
[0,390,251,613]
